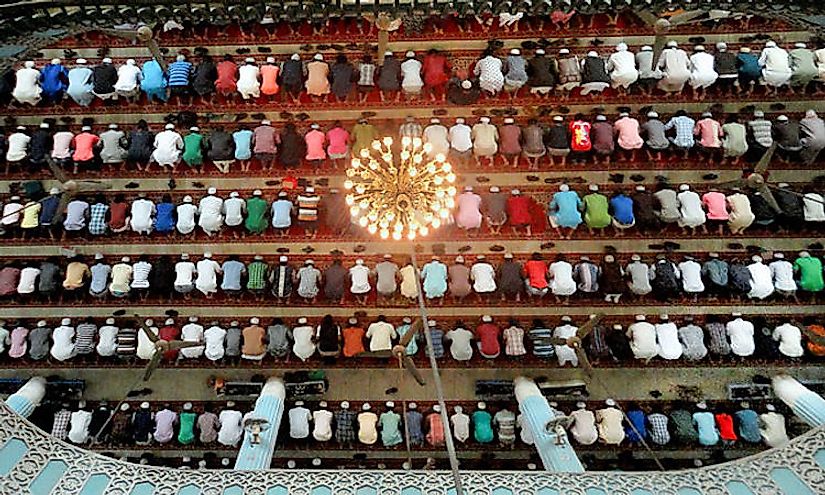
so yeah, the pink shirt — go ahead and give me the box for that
[326,127,350,155]
[305,129,326,160]
[694,118,722,148]
[52,131,74,159]
[702,191,729,220]
[426,412,445,446]
[72,133,99,162]
[9,326,27,358]
[614,117,643,150]
[455,192,482,229]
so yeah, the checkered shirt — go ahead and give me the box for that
[647,413,671,445]
[503,325,526,356]
[51,409,71,439]
[88,203,108,235]
[335,409,356,443]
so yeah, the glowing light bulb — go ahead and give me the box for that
[350,206,360,217]
[401,136,411,146]
[413,155,423,164]
[345,195,355,205]
[380,229,389,239]
[419,226,429,236]
[360,149,370,158]
[379,219,389,228]
[423,143,432,153]
[442,163,452,172]
[394,222,404,232]
[386,211,395,221]
[359,200,369,209]
[368,211,379,221]
[445,198,455,208]
[392,231,402,240]
[409,167,417,177]
[383,136,393,147]
[433,176,444,185]
[447,173,456,183]
[431,218,441,229]
[439,208,449,219]
[400,151,410,160]
[407,230,416,240]
[435,153,445,162]
[351,159,361,167]
[358,216,369,227]
[413,137,422,147]
[427,163,437,173]
[447,187,457,196]
[344,180,354,190]
[371,140,382,150]
[368,224,378,234]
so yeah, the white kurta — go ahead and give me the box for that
[628,322,658,359]
[803,193,825,221]
[471,263,496,293]
[176,204,197,234]
[198,195,224,234]
[180,323,204,358]
[759,46,793,87]
[151,130,183,166]
[727,318,755,356]
[770,260,796,292]
[549,261,576,296]
[607,50,638,88]
[727,193,755,231]
[50,326,76,361]
[195,259,221,295]
[237,65,261,99]
[136,325,159,360]
[655,322,683,360]
[400,59,424,92]
[473,56,504,94]
[423,125,450,158]
[747,262,775,299]
[657,49,691,92]
[130,199,155,234]
[114,63,142,93]
[349,265,371,294]
[677,190,706,228]
[689,52,718,89]
[12,66,42,105]
[553,324,579,366]
[772,323,803,358]
[678,260,705,293]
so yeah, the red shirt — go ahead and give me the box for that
[72,132,99,162]
[215,61,238,92]
[109,201,128,230]
[422,53,451,87]
[570,120,591,152]
[524,260,548,289]
[159,325,181,360]
[715,413,737,441]
[506,195,532,225]
[475,323,501,357]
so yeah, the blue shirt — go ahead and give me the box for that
[167,60,192,87]
[737,53,761,79]
[39,195,60,225]
[154,202,175,232]
[664,116,696,148]
[406,410,424,444]
[66,67,94,105]
[395,323,419,355]
[693,411,719,446]
[232,130,253,160]
[421,261,448,298]
[40,63,68,97]
[271,199,293,228]
[473,410,494,443]
[735,409,761,443]
[220,260,245,291]
[625,409,647,442]
[548,190,582,228]
[141,60,167,92]
[424,328,444,359]
[610,194,634,225]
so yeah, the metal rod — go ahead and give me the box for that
[410,249,464,495]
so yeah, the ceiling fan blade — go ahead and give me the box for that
[575,346,594,378]
[758,184,784,214]
[52,191,73,226]
[146,39,168,72]
[543,337,571,347]
[399,318,421,348]
[667,10,706,25]
[45,156,68,183]
[136,315,160,344]
[143,350,163,381]
[576,314,603,340]
[401,356,426,386]
[753,143,777,176]
[100,27,139,41]
[168,340,203,351]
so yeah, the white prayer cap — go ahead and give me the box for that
[355,259,364,265]
[291,53,300,61]
[405,50,415,58]
[319,401,328,408]
[313,53,323,61]
[635,314,646,321]
[504,117,515,124]
[51,58,61,64]
[362,403,371,411]
[278,191,288,197]
[766,404,776,412]
[596,114,607,121]
[254,255,263,261]
[588,184,598,192]
[587,50,598,57]
[752,255,763,262]
[740,46,751,53]
[774,252,785,259]
[107,123,119,129]
[561,315,572,322]
[679,184,690,191]
[37,320,47,327]
[490,186,500,193]
[165,318,174,325]
[716,42,727,50]
[477,401,487,410]
[476,254,486,260]
[605,398,616,407]
[298,317,307,324]
[460,80,472,89]
[385,401,395,408]
[230,191,239,198]
[24,60,35,68]
[81,125,91,131]
[696,401,708,410]
[433,404,441,413]
[208,187,217,194]
[165,123,175,130]
[279,255,288,262]
[559,48,570,54]
[800,250,811,257]
[76,58,87,64]
[245,57,255,63]
[305,259,314,265]
[701,111,712,118]
[183,195,192,203]
[553,115,563,122]
[753,110,764,118]
[619,112,629,117]
[616,43,628,51]
[666,41,678,48]
[14,126,24,131]
[203,252,212,258]
[647,111,658,118]
[660,313,669,320]
[482,315,492,323]
[559,183,570,192]
[612,324,622,330]
[577,401,587,409]
[230,320,239,326]
[511,189,520,195]
[641,45,652,51]
[635,185,646,192]
[121,256,130,262]
[294,400,304,406]
[480,116,490,124]
[510,48,520,55]
[430,117,440,124]
[777,115,789,121]
[402,316,411,323]
[126,59,136,65]
[189,316,198,322]
[694,45,705,51]
[408,402,417,409]
[39,122,49,129]
[181,253,190,260]
[105,318,115,325]
[385,51,393,56]
[176,54,185,61]
[454,405,463,413]
[190,126,199,132]
[341,401,350,409]
[463,185,473,192]
[631,254,641,261]
[61,318,71,326]
[140,402,150,409]
[604,254,615,262]
[709,252,719,258]
[455,117,465,125]
[348,317,358,325]
[795,42,807,48]
[428,320,436,327]
[253,189,262,196]
[9,195,19,201]
[504,252,514,259]
[765,41,777,48]
[145,319,154,327]
[536,49,545,55]
[266,56,276,63]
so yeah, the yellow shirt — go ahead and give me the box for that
[63,262,90,289]
[20,202,41,229]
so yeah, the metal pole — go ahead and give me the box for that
[410,249,464,495]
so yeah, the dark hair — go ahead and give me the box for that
[361,53,372,63]
[223,54,233,61]
[114,193,126,203]
[94,193,106,204]
[137,119,148,130]
[675,110,687,117]
[162,193,172,203]
[574,113,585,121]
[531,252,543,260]
[377,315,386,322]
[336,54,348,64]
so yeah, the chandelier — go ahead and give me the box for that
[344,136,457,240]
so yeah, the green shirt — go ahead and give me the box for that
[245,196,268,233]
[794,256,824,292]
[472,410,494,443]
[379,411,402,447]
[177,411,196,445]
[246,261,268,290]
[583,193,611,229]
[182,133,204,166]
[351,123,376,154]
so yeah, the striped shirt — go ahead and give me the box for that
[167,60,192,87]
[399,121,423,139]
[116,327,136,356]
[574,261,599,292]
[357,62,376,86]
[296,194,320,222]
[130,261,152,289]
[424,328,444,359]
[503,325,526,356]
[586,326,611,359]
[494,409,516,445]
[246,261,268,290]
[88,203,108,235]
[528,327,556,358]
[74,323,97,354]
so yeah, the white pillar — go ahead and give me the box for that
[4,377,46,418]
[772,374,825,427]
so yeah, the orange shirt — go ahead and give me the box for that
[342,326,366,357]
[241,325,266,357]
[72,132,99,162]
[806,325,825,356]
[260,65,280,95]
[524,260,548,289]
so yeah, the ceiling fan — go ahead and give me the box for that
[357,318,426,386]
[544,314,604,377]
[100,25,167,71]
